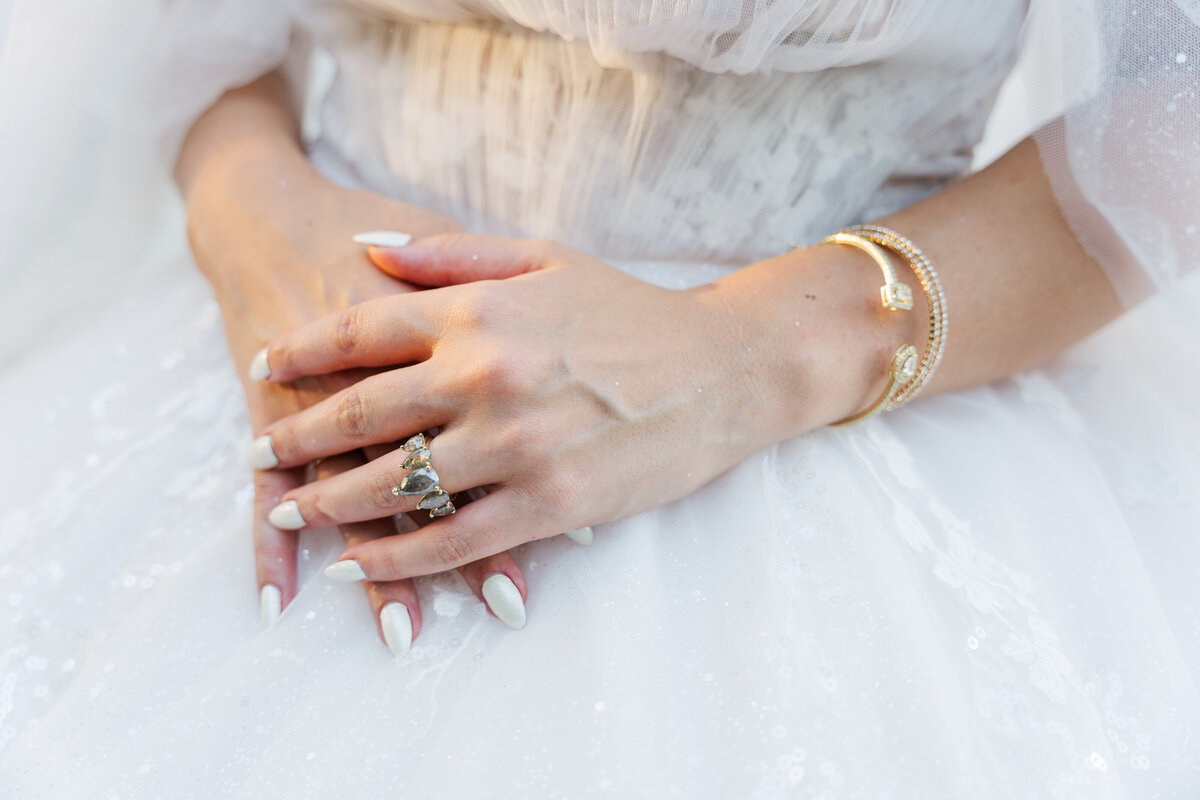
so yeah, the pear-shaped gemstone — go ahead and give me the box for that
[430,502,456,518]
[395,467,438,495]
[402,448,431,470]
[402,433,427,452]
[418,489,451,509]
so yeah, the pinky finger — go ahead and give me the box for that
[406,490,530,631]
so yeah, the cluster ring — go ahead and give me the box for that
[390,433,456,518]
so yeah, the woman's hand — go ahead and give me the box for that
[246,233,828,582]
[184,135,535,645]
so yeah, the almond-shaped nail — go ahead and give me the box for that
[248,347,271,381]
[481,573,526,630]
[352,231,413,248]
[379,603,413,656]
[564,526,594,546]
[267,500,306,530]
[324,559,367,582]
[260,584,282,627]
[246,435,279,470]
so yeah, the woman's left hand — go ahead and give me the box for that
[249,233,790,580]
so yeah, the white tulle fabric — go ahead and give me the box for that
[1029,0,1200,304]
[1,0,1199,797]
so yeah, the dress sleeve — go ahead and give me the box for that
[1030,0,1200,305]
[0,0,291,360]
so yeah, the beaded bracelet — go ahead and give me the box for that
[813,225,948,425]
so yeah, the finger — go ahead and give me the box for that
[322,489,552,582]
[252,293,437,384]
[318,453,423,656]
[265,431,493,531]
[253,365,446,470]
[253,466,305,627]
[367,232,553,286]
[394,476,531,631]
[457,548,529,630]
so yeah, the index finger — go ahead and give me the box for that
[253,293,440,384]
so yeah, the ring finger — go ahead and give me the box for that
[267,430,495,531]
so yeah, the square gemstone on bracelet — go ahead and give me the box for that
[882,282,914,311]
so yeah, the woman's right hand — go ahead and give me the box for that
[180,94,536,651]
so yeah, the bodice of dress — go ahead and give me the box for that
[297,0,1029,264]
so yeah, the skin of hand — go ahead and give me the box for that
[177,76,529,647]
[245,135,1123,585]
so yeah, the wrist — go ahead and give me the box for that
[183,138,322,289]
[702,244,925,443]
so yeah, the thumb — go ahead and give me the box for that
[361,232,549,287]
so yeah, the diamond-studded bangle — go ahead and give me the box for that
[844,224,947,411]
[808,230,919,425]
[817,231,915,312]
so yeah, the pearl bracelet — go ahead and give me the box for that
[814,224,948,425]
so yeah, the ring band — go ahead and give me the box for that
[390,433,456,518]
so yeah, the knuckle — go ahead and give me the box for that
[467,349,531,396]
[335,388,372,438]
[492,425,530,459]
[433,528,475,567]
[456,285,516,330]
[538,470,587,517]
[368,469,401,511]
[333,306,363,354]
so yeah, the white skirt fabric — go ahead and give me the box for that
[1,248,1198,798]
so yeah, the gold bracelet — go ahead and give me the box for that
[817,232,915,312]
[809,225,947,424]
[810,230,919,425]
[845,225,947,410]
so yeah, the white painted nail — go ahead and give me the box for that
[324,559,367,582]
[260,584,282,627]
[481,573,526,630]
[248,347,271,381]
[352,231,413,248]
[267,500,306,530]
[379,602,413,656]
[246,435,279,470]
[564,526,594,546]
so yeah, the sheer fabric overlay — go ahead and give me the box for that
[1030,0,1200,305]
[0,0,1198,797]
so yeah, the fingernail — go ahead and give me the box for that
[564,526,594,546]
[248,347,271,381]
[246,435,279,470]
[260,584,282,627]
[324,559,367,582]
[481,573,526,630]
[267,500,306,530]
[379,602,413,656]
[352,231,413,248]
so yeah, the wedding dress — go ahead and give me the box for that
[1,0,1198,796]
